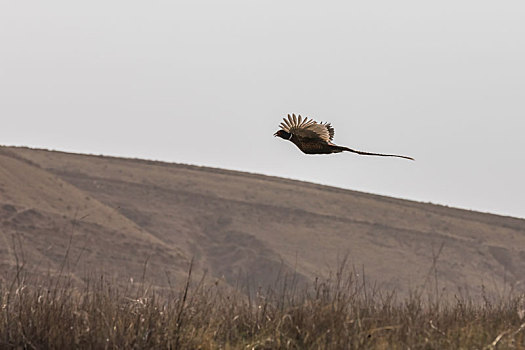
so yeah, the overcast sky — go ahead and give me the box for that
[1,1,524,218]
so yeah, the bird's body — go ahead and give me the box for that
[274,114,414,160]
[289,134,344,154]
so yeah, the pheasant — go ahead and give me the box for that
[274,114,414,160]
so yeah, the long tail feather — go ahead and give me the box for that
[341,146,414,160]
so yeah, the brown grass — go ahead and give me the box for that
[2,258,525,350]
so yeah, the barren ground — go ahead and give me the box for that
[1,146,524,297]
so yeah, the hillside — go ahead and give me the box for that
[1,146,524,296]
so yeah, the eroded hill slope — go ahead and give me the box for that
[1,146,524,296]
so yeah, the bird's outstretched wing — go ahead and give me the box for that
[279,114,334,142]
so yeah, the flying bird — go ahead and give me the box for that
[274,114,414,160]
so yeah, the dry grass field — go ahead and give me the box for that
[1,146,525,348]
[2,259,525,349]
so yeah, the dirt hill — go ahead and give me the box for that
[1,146,524,296]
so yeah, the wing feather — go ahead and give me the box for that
[321,122,335,141]
[278,114,335,142]
[284,115,292,128]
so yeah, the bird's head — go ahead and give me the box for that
[274,129,292,140]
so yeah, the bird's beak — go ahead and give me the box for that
[273,132,278,137]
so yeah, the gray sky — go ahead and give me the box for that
[1,1,524,218]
